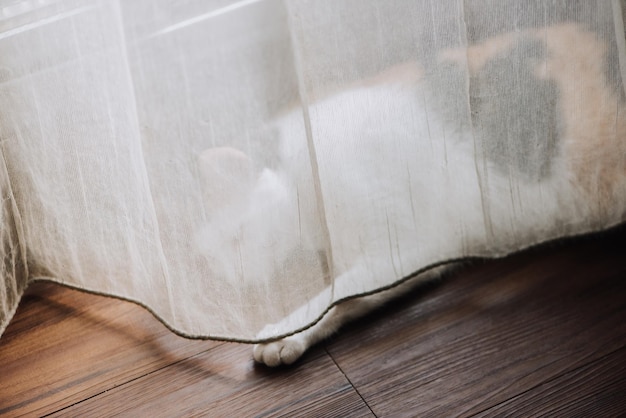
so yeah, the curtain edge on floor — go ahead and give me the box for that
[1,221,623,345]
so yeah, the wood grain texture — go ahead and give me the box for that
[0,283,217,417]
[324,227,626,417]
[0,227,624,417]
[48,344,373,418]
[475,346,626,417]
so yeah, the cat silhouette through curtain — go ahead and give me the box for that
[0,0,625,342]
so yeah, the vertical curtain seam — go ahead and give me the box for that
[111,0,179,325]
[458,0,494,241]
[612,0,626,98]
[0,146,29,291]
[283,1,336,298]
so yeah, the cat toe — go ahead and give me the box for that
[253,338,306,367]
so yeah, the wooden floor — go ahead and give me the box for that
[1,226,626,417]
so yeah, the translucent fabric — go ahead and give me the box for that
[1,0,625,341]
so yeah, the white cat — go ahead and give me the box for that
[198,24,625,367]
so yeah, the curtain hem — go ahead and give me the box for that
[2,221,623,345]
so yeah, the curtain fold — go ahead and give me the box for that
[1,0,625,342]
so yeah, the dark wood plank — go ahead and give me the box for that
[0,282,217,417]
[324,227,626,417]
[475,346,626,417]
[50,343,374,418]
[2,228,624,416]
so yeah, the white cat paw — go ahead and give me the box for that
[253,337,307,367]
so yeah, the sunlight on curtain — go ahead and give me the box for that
[1,0,625,341]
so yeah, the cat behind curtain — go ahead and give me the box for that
[197,24,625,367]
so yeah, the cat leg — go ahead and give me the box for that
[253,291,383,367]
[253,264,451,367]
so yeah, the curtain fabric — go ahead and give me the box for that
[1,0,625,342]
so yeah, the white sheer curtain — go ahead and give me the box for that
[1,0,625,341]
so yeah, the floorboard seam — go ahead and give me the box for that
[39,344,222,417]
[325,347,378,417]
[465,343,626,417]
